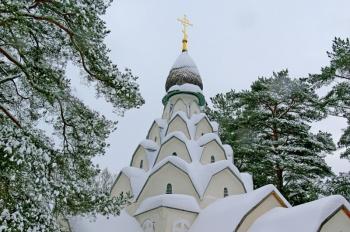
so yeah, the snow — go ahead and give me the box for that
[210,121,219,132]
[188,185,291,232]
[223,144,233,161]
[168,83,202,93]
[121,167,147,197]
[140,139,158,151]
[162,131,189,146]
[248,195,350,232]
[197,133,222,147]
[69,210,142,232]
[171,52,200,75]
[240,173,253,192]
[134,194,200,216]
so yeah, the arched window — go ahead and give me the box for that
[224,187,228,197]
[154,136,157,142]
[210,155,215,163]
[166,183,172,194]
[172,152,177,156]
[140,160,144,169]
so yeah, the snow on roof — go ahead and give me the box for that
[134,194,200,216]
[171,52,200,75]
[197,133,222,147]
[188,185,291,232]
[211,121,219,132]
[69,210,142,232]
[168,83,202,93]
[139,139,158,151]
[162,131,189,146]
[240,173,253,192]
[223,144,233,159]
[154,118,167,128]
[121,167,147,198]
[248,195,350,232]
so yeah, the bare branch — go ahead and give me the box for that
[0,105,21,128]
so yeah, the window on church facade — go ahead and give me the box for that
[172,152,177,156]
[224,187,228,197]
[166,183,172,194]
[140,160,143,169]
[211,155,215,163]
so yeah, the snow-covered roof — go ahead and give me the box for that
[134,194,200,216]
[139,139,158,151]
[171,52,200,75]
[168,83,202,93]
[197,133,222,147]
[248,195,350,232]
[69,211,142,232]
[240,173,253,192]
[188,185,291,232]
[120,167,147,198]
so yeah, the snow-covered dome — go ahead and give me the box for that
[165,51,203,92]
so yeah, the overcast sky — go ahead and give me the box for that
[67,0,350,174]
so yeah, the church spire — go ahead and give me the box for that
[177,15,193,52]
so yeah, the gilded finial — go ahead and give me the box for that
[177,15,193,52]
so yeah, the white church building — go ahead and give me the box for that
[69,18,350,232]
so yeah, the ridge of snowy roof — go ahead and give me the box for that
[139,139,158,151]
[134,194,200,216]
[162,131,189,146]
[248,195,350,232]
[223,145,233,158]
[154,118,167,128]
[188,185,291,232]
[69,210,142,232]
[168,83,202,93]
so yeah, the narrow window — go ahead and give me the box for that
[224,187,228,197]
[172,152,177,156]
[210,155,215,163]
[140,160,143,169]
[201,132,204,136]
[166,183,172,194]
[154,136,157,142]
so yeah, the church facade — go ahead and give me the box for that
[69,18,350,232]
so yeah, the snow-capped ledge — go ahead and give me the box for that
[168,83,202,93]
[134,194,200,216]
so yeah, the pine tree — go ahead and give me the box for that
[0,1,143,231]
[208,70,336,205]
[308,38,350,200]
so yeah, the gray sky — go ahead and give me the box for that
[68,0,350,174]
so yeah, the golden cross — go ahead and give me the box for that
[177,15,193,51]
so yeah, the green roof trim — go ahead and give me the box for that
[162,90,206,106]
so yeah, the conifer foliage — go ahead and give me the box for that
[0,1,143,231]
[208,70,335,205]
[309,37,350,201]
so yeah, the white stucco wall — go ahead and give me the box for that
[147,122,161,145]
[110,173,132,198]
[135,207,198,232]
[137,163,200,203]
[200,140,226,164]
[162,94,200,120]
[236,193,284,232]
[156,138,191,164]
[201,169,246,208]
[166,116,191,139]
[320,208,350,232]
[195,119,213,140]
[131,146,149,171]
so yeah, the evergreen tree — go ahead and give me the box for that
[308,38,350,199]
[208,70,335,205]
[0,1,143,231]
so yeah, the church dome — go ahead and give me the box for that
[165,51,203,92]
